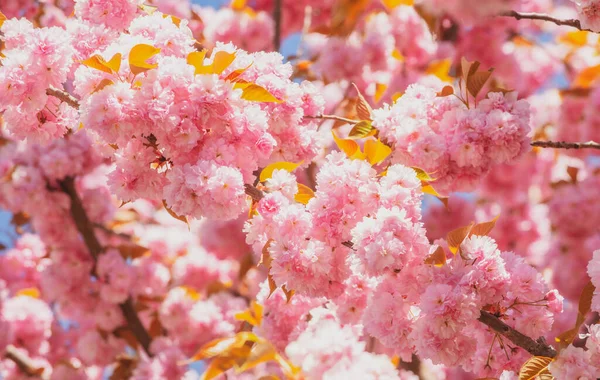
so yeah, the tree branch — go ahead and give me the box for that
[305,114,360,125]
[4,345,48,379]
[273,0,283,52]
[46,87,80,109]
[478,311,557,358]
[58,177,153,356]
[245,184,264,201]
[531,140,600,150]
[500,10,592,32]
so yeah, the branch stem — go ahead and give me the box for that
[305,114,360,125]
[273,0,283,52]
[500,10,592,32]
[46,87,80,109]
[478,311,557,358]
[531,140,600,150]
[4,345,48,379]
[58,177,153,356]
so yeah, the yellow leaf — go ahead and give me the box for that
[364,139,392,165]
[411,167,436,182]
[421,183,448,208]
[235,309,260,326]
[179,285,202,301]
[139,4,158,14]
[235,301,263,326]
[348,120,376,139]
[129,44,161,75]
[224,64,252,82]
[162,14,181,27]
[236,83,282,103]
[426,59,453,82]
[0,12,6,28]
[187,332,260,363]
[260,162,302,182]
[469,215,500,237]
[231,0,247,10]
[82,54,121,74]
[332,130,366,160]
[392,48,404,61]
[202,356,238,380]
[390,356,400,367]
[274,353,302,378]
[162,199,189,227]
[558,30,589,47]
[92,78,115,94]
[252,301,263,326]
[424,245,446,266]
[295,183,315,205]
[374,83,387,103]
[446,223,474,255]
[574,64,600,88]
[392,92,403,103]
[187,50,212,75]
[212,51,237,75]
[16,287,40,298]
[518,356,554,380]
[382,0,413,9]
[236,341,277,373]
[352,83,373,120]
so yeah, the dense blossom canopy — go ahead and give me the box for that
[0,0,599,379]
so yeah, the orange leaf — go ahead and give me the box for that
[212,51,237,75]
[82,54,121,74]
[446,223,474,255]
[295,183,315,205]
[162,199,189,228]
[353,83,373,120]
[424,245,446,266]
[117,243,150,260]
[469,215,500,237]
[92,79,115,94]
[332,130,366,160]
[574,64,600,88]
[129,44,160,75]
[260,162,301,182]
[364,139,392,165]
[0,11,6,28]
[426,59,453,82]
[236,83,282,103]
[16,287,40,298]
[374,83,387,103]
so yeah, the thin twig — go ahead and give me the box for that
[58,177,153,356]
[500,10,592,32]
[46,87,80,109]
[305,114,360,125]
[531,140,600,150]
[273,0,283,52]
[4,345,48,379]
[478,311,557,358]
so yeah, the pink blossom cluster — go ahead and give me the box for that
[0,18,76,143]
[245,152,426,298]
[373,83,531,194]
[285,308,400,379]
[366,236,561,376]
[195,6,274,53]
